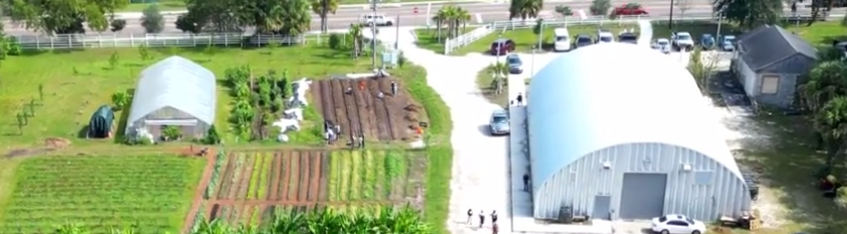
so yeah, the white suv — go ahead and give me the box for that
[672,32,695,51]
[360,14,395,26]
[651,214,707,234]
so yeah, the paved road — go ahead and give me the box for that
[2,0,809,36]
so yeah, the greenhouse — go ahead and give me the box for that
[87,105,115,138]
[125,56,217,141]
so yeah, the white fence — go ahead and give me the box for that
[444,26,494,54]
[11,33,322,50]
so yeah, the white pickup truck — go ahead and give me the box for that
[672,32,695,51]
[360,14,395,26]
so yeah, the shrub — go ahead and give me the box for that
[162,125,182,141]
[141,4,165,33]
[110,19,127,32]
[175,14,203,34]
[328,33,344,49]
[111,90,131,111]
[203,125,221,145]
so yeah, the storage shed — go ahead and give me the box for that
[527,43,751,221]
[733,24,817,109]
[87,105,115,138]
[125,56,217,141]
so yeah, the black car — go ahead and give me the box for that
[618,32,638,44]
[573,34,593,49]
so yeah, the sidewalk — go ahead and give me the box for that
[637,19,653,47]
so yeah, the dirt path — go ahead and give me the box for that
[368,79,394,140]
[269,153,281,200]
[341,80,363,138]
[216,154,236,200]
[237,156,257,201]
[379,78,406,140]
[353,80,379,140]
[279,151,291,201]
[179,152,217,234]
[330,80,352,145]
[319,151,329,202]
[288,151,302,201]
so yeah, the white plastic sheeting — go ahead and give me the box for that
[126,56,216,133]
[273,78,312,142]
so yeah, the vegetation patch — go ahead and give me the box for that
[0,155,206,233]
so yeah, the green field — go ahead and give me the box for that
[0,155,206,233]
[327,150,416,202]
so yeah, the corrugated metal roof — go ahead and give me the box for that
[127,56,216,127]
[738,25,817,71]
[527,43,744,187]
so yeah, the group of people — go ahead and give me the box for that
[323,121,342,145]
[466,209,499,233]
[344,80,399,100]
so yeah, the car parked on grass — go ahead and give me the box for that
[490,38,516,55]
[489,109,510,135]
[700,34,716,50]
[553,28,571,52]
[651,214,707,234]
[573,34,593,49]
[507,54,523,74]
[720,35,736,51]
[613,3,649,15]
[672,32,694,51]
[653,38,671,54]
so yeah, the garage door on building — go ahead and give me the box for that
[619,173,667,220]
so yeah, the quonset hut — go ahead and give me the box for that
[527,43,751,221]
[125,56,217,140]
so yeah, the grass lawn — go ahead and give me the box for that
[0,155,206,233]
[0,44,404,151]
[414,27,477,54]
[790,21,847,46]
[449,23,637,55]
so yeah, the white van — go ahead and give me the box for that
[553,28,571,52]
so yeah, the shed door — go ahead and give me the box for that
[619,173,667,220]
[592,195,612,220]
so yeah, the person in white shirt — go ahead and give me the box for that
[478,210,486,228]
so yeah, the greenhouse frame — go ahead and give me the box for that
[125,56,217,141]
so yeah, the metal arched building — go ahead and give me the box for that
[527,43,751,221]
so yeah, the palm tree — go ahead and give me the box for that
[815,96,847,175]
[279,0,313,36]
[487,62,509,95]
[453,7,472,36]
[510,0,544,21]
[311,0,339,33]
[348,24,365,58]
[800,61,847,113]
[431,8,450,42]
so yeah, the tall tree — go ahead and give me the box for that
[276,0,312,35]
[6,0,126,34]
[453,7,472,36]
[348,24,364,58]
[713,0,782,29]
[431,8,449,42]
[589,0,611,16]
[808,0,834,25]
[141,4,165,33]
[184,0,244,32]
[800,61,847,112]
[510,0,544,20]
[311,0,339,33]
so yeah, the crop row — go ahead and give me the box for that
[327,150,409,202]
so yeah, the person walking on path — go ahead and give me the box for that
[478,210,486,228]
[523,173,530,192]
[491,210,498,224]
[334,125,341,136]
[390,81,398,96]
[359,135,365,148]
[466,209,474,225]
[516,92,524,106]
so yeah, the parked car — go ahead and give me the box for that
[488,109,510,135]
[651,215,707,234]
[490,38,516,55]
[672,32,694,51]
[654,38,671,54]
[700,34,716,50]
[619,32,638,44]
[506,54,523,74]
[573,34,593,49]
[359,14,394,26]
[613,3,649,16]
[596,29,614,43]
[720,35,736,51]
[553,28,571,52]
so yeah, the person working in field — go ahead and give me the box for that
[359,80,366,90]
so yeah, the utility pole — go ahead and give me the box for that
[395,15,400,50]
[371,0,378,69]
[715,13,722,40]
[668,0,675,29]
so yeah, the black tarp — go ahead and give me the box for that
[87,105,115,138]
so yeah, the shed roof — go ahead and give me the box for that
[738,25,817,71]
[527,43,744,185]
[128,56,217,126]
